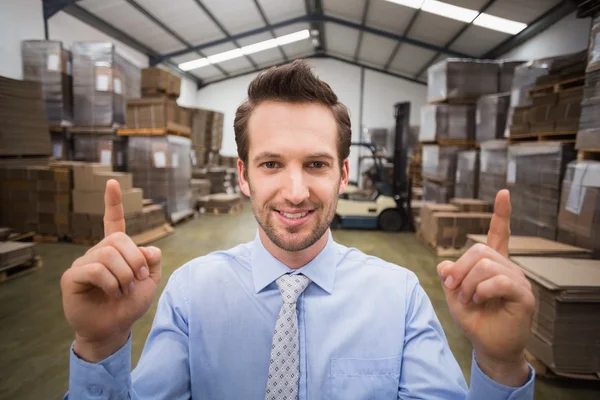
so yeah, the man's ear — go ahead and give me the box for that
[338,158,350,195]
[238,158,251,197]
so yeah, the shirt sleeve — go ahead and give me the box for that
[65,267,191,400]
[398,275,534,400]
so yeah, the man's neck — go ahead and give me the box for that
[258,229,329,270]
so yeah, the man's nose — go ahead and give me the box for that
[281,168,309,205]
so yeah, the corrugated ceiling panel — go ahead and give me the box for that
[202,0,265,36]
[79,0,182,53]
[444,0,489,9]
[409,12,465,47]
[171,53,205,65]
[358,33,397,68]
[136,0,224,45]
[325,23,360,58]
[323,0,364,23]
[390,43,437,76]
[450,25,510,57]
[367,0,416,35]
[258,0,306,24]
[486,0,562,24]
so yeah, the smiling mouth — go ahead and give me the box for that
[275,210,313,219]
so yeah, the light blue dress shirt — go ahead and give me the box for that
[67,230,534,399]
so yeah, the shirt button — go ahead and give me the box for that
[88,385,103,396]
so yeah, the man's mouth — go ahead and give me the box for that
[274,209,315,226]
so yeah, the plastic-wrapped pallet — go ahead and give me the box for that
[497,60,525,93]
[422,145,470,183]
[72,42,126,127]
[427,59,499,103]
[118,54,141,100]
[21,40,73,124]
[558,161,600,256]
[128,135,192,222]
[478,140,508,205]
[476,94,510,143]
[72,133,128,172]
[423,179,454,204]
[576,16,600,150]
[454,150,479,199]
[508,142,576,240]
[419,104,475,143]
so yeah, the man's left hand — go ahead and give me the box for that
[437,189,535,387]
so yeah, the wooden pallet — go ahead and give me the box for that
[508,130,577,144]
[525,351,600,381]
[33,234,60,244]
[528,76,585,98]
[141,88,179,99]
[420,139,477,147]
[577,148,600,161]
[117,127,191,138]
[429,97,478,105]
[0,256,43,283]
[170,210,197,225]
[202,203,244,215]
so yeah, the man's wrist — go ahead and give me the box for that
[475,350,530,388]
[74,332,130,363]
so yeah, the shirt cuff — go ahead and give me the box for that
[67,334,132,399]
[469,352,535,400]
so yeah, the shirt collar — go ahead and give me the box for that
[251,229,338,295]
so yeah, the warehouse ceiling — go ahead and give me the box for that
[48,0,581,87]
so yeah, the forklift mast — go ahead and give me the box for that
[392,102,411,202]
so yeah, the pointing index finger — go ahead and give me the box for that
[487,189,511,258]
[104,179,126,237]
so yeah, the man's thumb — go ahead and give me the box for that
[139,246,162,282]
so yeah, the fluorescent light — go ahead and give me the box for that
[178,29,311,71]
[276,29,311,45]
[242,38,279,55]
[179,58,210,71]
[386,0,424,9]
[421,0,478,23]
[384,0,527,35]
[473,13,527,35]
[208,48,244,64]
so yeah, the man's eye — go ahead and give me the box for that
[309,162,326,168]
[264,162,279,169]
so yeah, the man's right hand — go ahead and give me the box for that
[61,179,162,362]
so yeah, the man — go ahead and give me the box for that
[62,60,535,399]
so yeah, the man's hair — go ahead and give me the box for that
[234,59,351,172]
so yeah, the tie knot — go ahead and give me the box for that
[276,274,311,304]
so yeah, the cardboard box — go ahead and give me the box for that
[429,212,493,248]
[91,171,133,192]
[72,163,112,191]
[466,234,591,257]
[420,104,475,142]
[450,198,491,213]
[512,256,600,374]
[427,59,499,102]
[141,67,181,97]
[72,188,143,215]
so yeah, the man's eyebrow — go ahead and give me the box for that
[253,152,283,163]
[306,153,335,161]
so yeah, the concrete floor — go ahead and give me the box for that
[1,206,599,399]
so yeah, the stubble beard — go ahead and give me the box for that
[248,180,339,252]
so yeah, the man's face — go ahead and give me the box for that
[238,101,349,252]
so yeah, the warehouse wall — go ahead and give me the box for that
[0,0,45,79]
[195,57,427,181]
[502,11,591,60]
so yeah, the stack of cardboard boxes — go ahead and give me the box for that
[21,40,73,125]
[421,145,470,203]
[512,257,600,375]
[476,93,510,143]
[418,199,493,251]
[478,140,509,205]
[454,150,479,199]
[576,14,600,150]
[190,108,225,167]
[508,142,577,240]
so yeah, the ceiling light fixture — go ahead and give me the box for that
[179,29,311,71]
[385,0,526,35]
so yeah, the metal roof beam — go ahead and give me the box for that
[60,3,203,86]
[484,0,580,59]
[383,8,422,71]
[198,54,427,89]
[414,0,497,79]
[191,0,260,70]
[123,0,229,77]
[252,0,289,62]
[305,0,327,54]
[153,14,475,66]
[354,0,371,62]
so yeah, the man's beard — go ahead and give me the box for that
[248,181,339,252]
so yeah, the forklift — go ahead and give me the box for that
[332,102,413,232]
